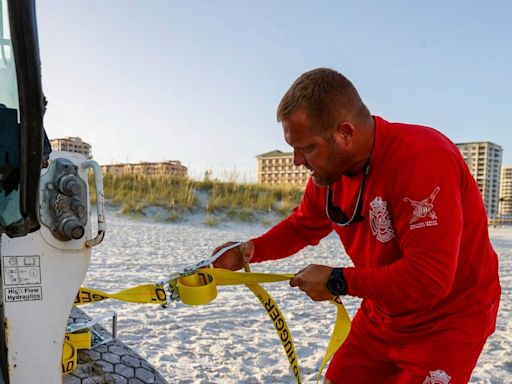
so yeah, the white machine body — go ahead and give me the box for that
[0,151,105,383]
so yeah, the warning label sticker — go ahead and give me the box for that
[2,256,43,301]
[2,255,41,286]
[5,286,43,302]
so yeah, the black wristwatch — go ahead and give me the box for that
[326,268,347,296]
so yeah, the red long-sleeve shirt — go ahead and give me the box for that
[251,116,500,342]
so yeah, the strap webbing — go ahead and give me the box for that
[61,339,77,375]
[245,282,302,383]
[74,268,351,382]
[318,298,351,381]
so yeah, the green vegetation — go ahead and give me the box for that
[90,174,304,224]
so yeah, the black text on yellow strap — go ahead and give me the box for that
[248,284,302,384]
[75,288,107,304]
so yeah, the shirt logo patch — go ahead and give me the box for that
[404,187,440,230]
[422,369,451,384]
[369,196,395,242]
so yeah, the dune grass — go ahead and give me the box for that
[90,173,304,222]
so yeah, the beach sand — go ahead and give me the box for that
[81,211,511,383]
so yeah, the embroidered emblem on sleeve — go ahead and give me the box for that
[422,369,451,384]
[404,187,440,230]
[369,196,395,242]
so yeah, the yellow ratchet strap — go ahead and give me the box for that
[318,297,351,382]
[75,284,167,305]
[76,268,351,383]
[61,331,93,374]
[61,339,77,375]
[245,281,302,382]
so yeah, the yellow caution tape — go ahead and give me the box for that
[75,268,351,382]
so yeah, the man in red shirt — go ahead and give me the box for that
[214,68,500,383]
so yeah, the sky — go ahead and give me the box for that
[36,1,512,181]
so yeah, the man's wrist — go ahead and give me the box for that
[326,267,347,296]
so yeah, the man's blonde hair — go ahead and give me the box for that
[277,68,370,135]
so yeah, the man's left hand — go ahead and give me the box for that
[290,264,334,301]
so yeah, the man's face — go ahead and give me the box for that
[283,110,350,187]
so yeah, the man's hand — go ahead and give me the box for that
[290,264,334,301]
[212,241,254,270]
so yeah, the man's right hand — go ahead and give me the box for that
[212,241,255,270]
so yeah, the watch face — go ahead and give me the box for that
[327,268,346,296]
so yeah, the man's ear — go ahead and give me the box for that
[334,122,355,146]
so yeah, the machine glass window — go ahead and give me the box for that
[0,0,22,230]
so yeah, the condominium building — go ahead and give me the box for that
[456,141,502,217]
[256,150,309,186]
[50,137,92,159]
[101,161,187,178]
[499,166,512,217]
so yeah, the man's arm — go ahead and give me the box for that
[250,178,333,262]
[213,178,333,269]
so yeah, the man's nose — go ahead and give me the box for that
[294,150,305,166]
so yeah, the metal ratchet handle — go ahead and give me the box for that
[180,241,242,274]
[66,311,117,333]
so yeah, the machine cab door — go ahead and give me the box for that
[0,0,46,238]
